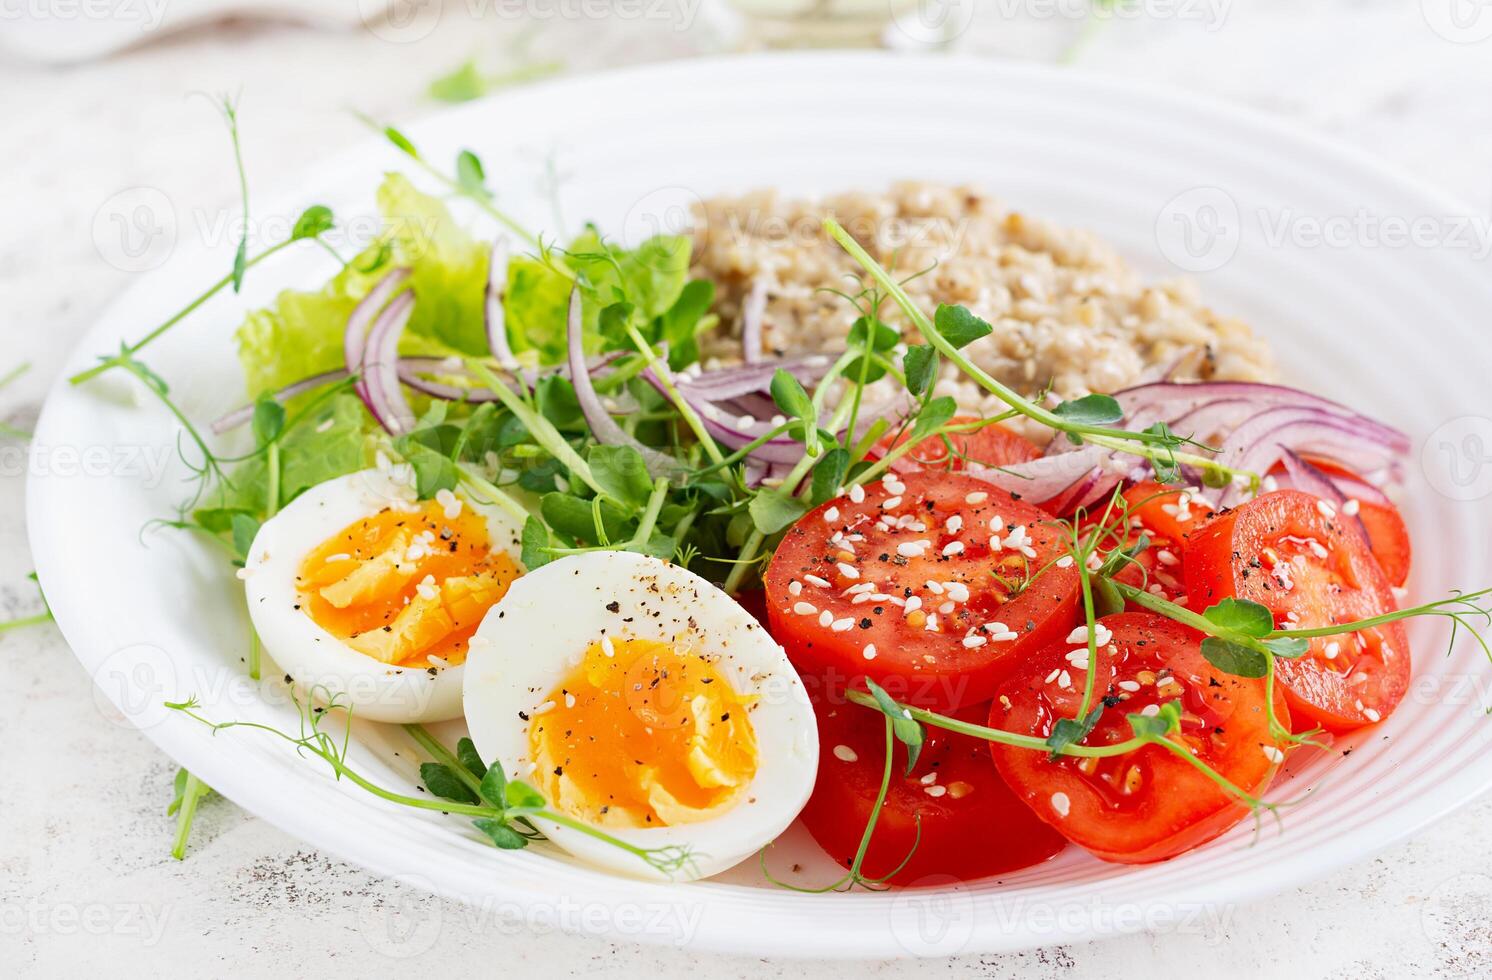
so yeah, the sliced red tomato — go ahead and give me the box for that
[764,472,1080,709]
[1083,482,1215,603]
[1287,457,1412,588]
[800,695,1066,885]
[989,612,1290,864]
[1183,490,1409,731]
[875,416,1042,473]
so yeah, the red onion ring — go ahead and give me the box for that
[210,369,350,435]
[345,268,411,405]
[565,289,683,477]
[361,291,417,435]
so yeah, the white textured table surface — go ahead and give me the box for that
[4,3,1492,976]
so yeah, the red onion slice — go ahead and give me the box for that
[1276,448,1371,541]
[565,289,682,477]
[361,291,417,435]
[741,277,767,364]
[675,355,837,402]
[211,369,350,435]
[345,268,411,404]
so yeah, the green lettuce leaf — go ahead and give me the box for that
[235,173,489,397]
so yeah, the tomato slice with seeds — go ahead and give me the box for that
[875,416,1043,473]
[1286,457,1412,588]
[1183,490,1410,731]
[764,472,1080,710]
[799,693,1066,885]
[989,612,1290,864]
[1085,482,1215,604]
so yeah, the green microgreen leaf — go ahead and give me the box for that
[1203,598,1275,638]
[906,395,958,444]
[1263,636,1311,659]
[455,149,488,198]
[933,304,993,350]
[847,315,899,352]
[1091,576,1125,618]
[456,737,487,780]
[520,516,554,570]
[903,345,938,397]
[502,780,546,812]
[1045,704,1104,760]
[1052,393,1124,427]
[748,490,808,536]
[230,513,260,560]
[291,205,335,241]
[420,762,480,805]
[473,818,529,850]
[587,445,654,510]
[809,448,850,508]
[864,679,924,775]
[250,397,285,446]
[1144,421,1182,484]
[1199,636,1269,678]
[1126,699,1182,739]
[769,369,817,453]
[477,761,508,808]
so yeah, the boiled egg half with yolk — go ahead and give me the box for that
[244,467,523,723]
[463,551,818,880]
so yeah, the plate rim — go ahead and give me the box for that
[28,50,1492,959]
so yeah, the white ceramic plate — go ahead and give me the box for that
[29,54,1492,958]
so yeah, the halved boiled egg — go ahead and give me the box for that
[463,551,818,880]
[244,468,523,723]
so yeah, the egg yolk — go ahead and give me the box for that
[528,638,759,829]
[296,500,520,668]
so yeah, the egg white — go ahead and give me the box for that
[463,551,819,881]
[243,468,523,724]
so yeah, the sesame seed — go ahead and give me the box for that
[833,744,859,763]
[965,492,988,504]
[1342,498,1361,516]
[848,484,866,503]
[862,644,877,661]
[1051,792,1071,818]
[897,541,928,558]
[1364,707,1381,722]
[903,596,923,613]
[532,699,557,716]
[1316,499,1336,518]
[788,580,803,596]
[962,635,987,648]
[824,507,840,524]
[942,541,966,556]
[793,602,817,616]
[564,692,577,709]
[924,785,948,798]
[1140,704,1160,717]
[1324,642,1340,660]
[939,601,955,615]
[920,772,938,785]
[884,478,906,496]
[601,636,616,658]
[1117,680,1141,692]
[1044,668,1061,684]
[1056,555,1074,568]
[818,610,833,627]
[831,617,855,632]
[805,574,831,588]
[837,563,860,580]
[845,582,874,595]
[945,515,963,534]
[1262,745,1284,764]
[882,496,903,510]
[1156,549,1179,567]
[945,582,970,603]
[1058,670,1072,688]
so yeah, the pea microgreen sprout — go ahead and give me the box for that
[821,218,1256,490]
[355,114,552,261]
[166,693,698,877]
[167,768,214,860]
[0,362,31,439]
[0,572,54,636]
[759,711,920,893]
